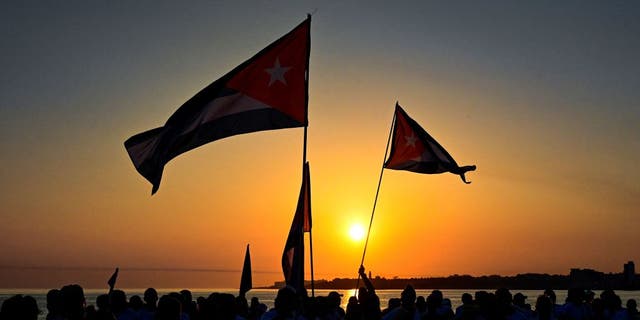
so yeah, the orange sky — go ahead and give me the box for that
[1,2,639,288]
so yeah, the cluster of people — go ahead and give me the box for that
[342,266,640,320]
[0,284,271,320]
[1,269,639,320]
[365,287,639,320]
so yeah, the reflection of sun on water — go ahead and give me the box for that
[348,223,365,242]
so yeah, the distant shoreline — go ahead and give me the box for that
[265,268,640,290]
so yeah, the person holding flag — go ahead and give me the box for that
[356,102,476,290]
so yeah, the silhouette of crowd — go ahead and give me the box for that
[2,272,639,320]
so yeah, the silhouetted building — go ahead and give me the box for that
[624,261,635,286]
[565,269,604,288]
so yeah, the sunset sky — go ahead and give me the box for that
[1,1,639,289]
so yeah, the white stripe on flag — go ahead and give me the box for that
[181,92,273,134]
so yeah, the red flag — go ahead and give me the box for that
[282,162,311,293]
[125,17,310,194]
[385,103,476,183]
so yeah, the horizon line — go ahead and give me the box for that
[0,265,282,274]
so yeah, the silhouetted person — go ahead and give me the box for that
[95,294,110,313]
[204,293,235,320]
[626,299,639,320]
[440,297,454,320]
[61,284,86,320]
[424,291,445,320]
[130,295,143,310]
[156,295,182,320]
[0,294,19,320]
[327,291,345,320]
[382,299,401,318]
[47,289,64,320]
[532,295,554,320]
[383,284,419,320]
[0,294,40,320]
[561,288,591,320]
[196,293,216,320]
[512,292,531,319]
[358,265,381,320]
[345,296,363,320]
[89,294,115,320]
[179,290,196,320]
[260,286,302,320]
[474,291,498,320]
[248,297,267,320]
[165,292,190,320]
[110,289,137,320]
[141,288,158,320]
[129,295,144,319]
[454,293,476,320]
[606,292,625,320]
[494,288,515,320]
[145,288,159,308]
[416,296,427,315]
[544,289,562,319]
[425,290,454,319]
[235,295,249,319]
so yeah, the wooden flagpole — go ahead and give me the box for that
[355,106,396,292]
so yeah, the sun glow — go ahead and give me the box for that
[348,223,366,242]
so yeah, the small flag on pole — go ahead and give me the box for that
[282,162,311,293]
[107,267,119,293]
[125,17,311,194]
[239,244,252,297]
[385,103,476,183]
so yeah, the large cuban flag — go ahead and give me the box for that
[125,17,310,194]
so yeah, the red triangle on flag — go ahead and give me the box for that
[385,109,427,167]
[226,19,309,124]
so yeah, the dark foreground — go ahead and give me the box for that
[2,283,640,320]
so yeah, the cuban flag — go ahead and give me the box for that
[385,103,476,183]
[125,17,310,194]
[281,161,310,294]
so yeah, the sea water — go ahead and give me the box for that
[2,288,640,320]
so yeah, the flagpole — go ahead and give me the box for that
[308,219,315,297]
[303,13,315,298]
[303,126,315,298]
[355,107,396,292]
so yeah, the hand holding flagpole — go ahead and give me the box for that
[355,106,396,291]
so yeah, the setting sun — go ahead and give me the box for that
[348,223,366,242]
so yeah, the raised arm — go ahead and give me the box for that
[359,265,376,294]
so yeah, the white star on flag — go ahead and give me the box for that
[265,57,291,86]
[404,133,417,148]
